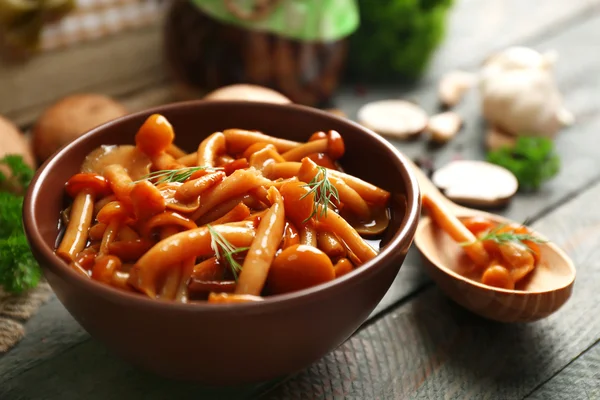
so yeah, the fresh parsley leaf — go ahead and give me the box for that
[0,155,41,293]
[0,233,41,293]
[487,136,560,190]
[0,155,34,191]
[0,192,24,238]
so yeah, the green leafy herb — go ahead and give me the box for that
[0,155,34,193]
[487,136,560,190]
[0,234,42,293]
[300,166,340,223]
[460,223,547,251]
[0,155,41,293]
[207,224,249,281]
[137,166,223,184]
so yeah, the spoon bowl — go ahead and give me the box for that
[409,160,576,322]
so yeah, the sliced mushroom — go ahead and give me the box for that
[432,160,518,208]
[438,70,476,108]
[357,100,428,139]
[81,145,151,181]
[427,112,463,144]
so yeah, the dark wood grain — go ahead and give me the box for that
[0,338,281,400]
[526,341,600,399]
[265,178,600,399]
[353,5,600,324]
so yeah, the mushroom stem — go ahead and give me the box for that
[282,139,327,161]
[57,189,95,262]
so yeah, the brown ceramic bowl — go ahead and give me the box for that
[23,101,420,384]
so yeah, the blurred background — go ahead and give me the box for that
[0,0,580,168]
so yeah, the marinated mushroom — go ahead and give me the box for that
[81,145,151,181]
[57,173,112,262]
[281,130,345,161]
[266,244,335,294]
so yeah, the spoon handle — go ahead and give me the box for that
[403,157,459,211]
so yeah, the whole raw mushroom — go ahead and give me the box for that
[479,46,574,138]
[204,84,292,104]
[0,116,35,168]
[0,115,36,192]
[32,94,128,162]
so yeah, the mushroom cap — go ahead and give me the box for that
[0,115,35,168]
[32,94,128,162]
[308,131,327,142]
[326,130,345,160]
[204,84,292,104]
[135,114,175,156]
[267,244,335,295]
[96,201,130,224]
[65,173,111,198]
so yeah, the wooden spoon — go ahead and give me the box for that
[407,158,575,322]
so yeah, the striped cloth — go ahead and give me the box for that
[40,0,165,51]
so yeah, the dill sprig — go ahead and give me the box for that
[300,166,340,223]
[461,223,547,250]
[207,224,248,280]
[137,166,222,184]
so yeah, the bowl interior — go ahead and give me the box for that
[27,100,419,304]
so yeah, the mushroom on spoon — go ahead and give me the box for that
[408,158,575,322]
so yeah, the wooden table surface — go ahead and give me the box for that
[3,0,600,399]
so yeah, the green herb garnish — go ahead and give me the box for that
[207,224,249,281]
[460,223,547,251]
[137,166,223,184]
[0,155,34,193]
[0,155,41,293]
[487,136,560,190]
[300,166,340,223]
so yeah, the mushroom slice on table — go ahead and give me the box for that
[428,111,463,144]
[438,70,476,108]
[432,160,518,208]
[357,100,428,139]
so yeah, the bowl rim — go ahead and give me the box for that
[23,99,421,313]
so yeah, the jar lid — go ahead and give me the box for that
[190,0,359,42]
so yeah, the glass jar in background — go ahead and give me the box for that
[164,0,359,107]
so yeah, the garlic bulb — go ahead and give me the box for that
[479,47,573,138]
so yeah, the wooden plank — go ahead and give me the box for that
[0,338,279,400]
[0,297,86,382]
[346,7,600,322]
[526,342,600,399]
[1,0,598,396]
[425,0,600,77]
[265,178,600,399]
[1,21,167,127]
